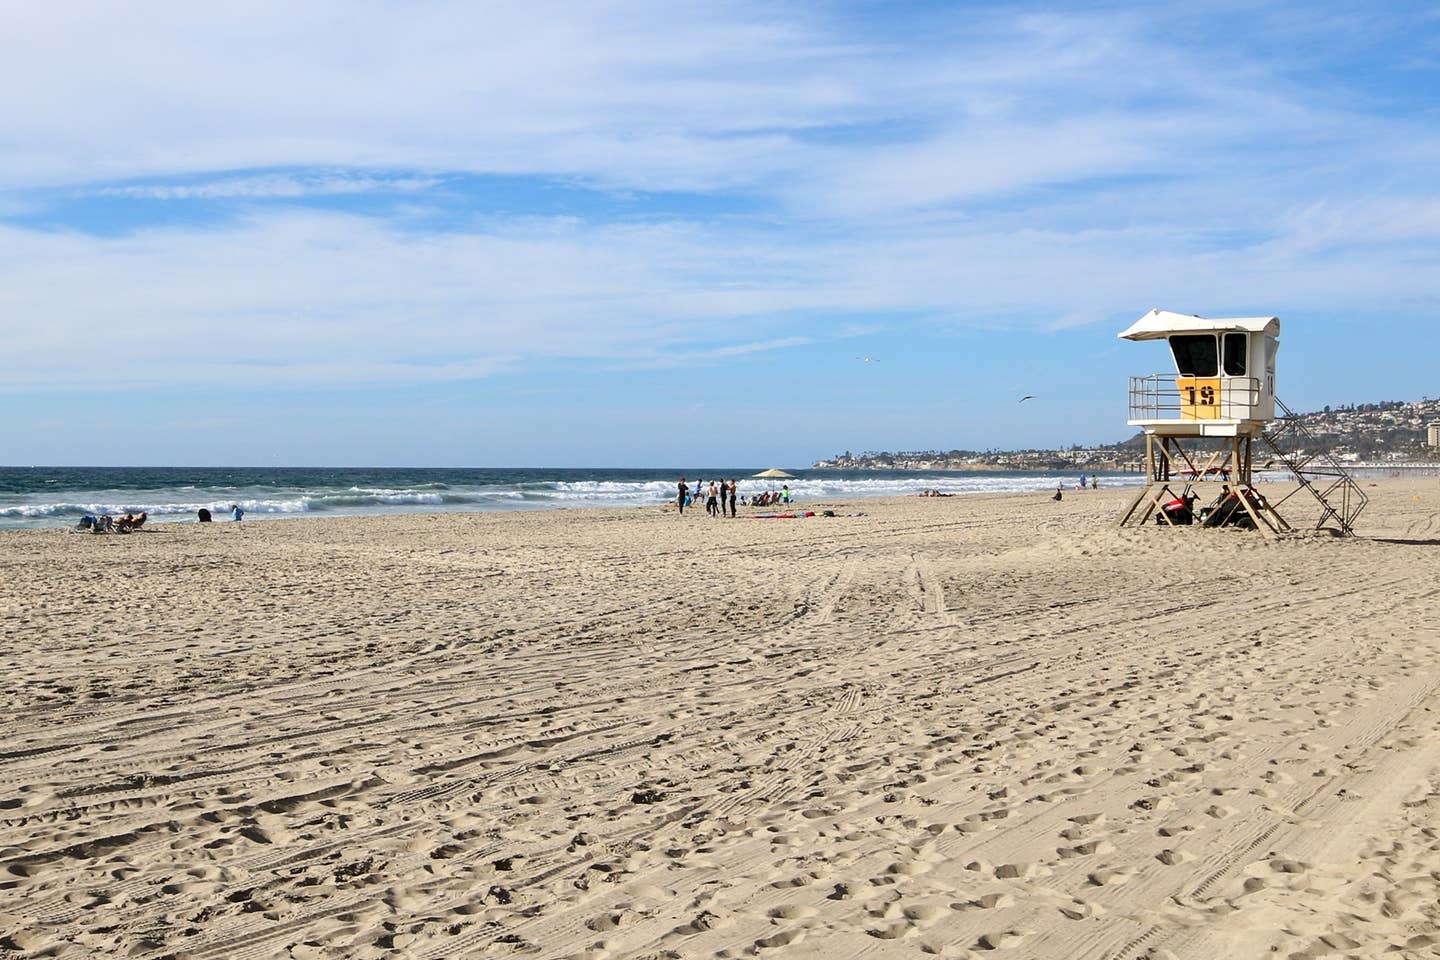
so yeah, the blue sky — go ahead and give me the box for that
[2,1,1437,466]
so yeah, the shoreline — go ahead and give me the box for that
[3,479,1437,958]
[0,465,1146,532]
[1,482,1147,540]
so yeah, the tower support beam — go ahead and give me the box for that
[1117,434,1290,539]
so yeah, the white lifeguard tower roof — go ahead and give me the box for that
[1118,309,1280,341]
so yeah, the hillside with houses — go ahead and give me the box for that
[815,397,1440,472]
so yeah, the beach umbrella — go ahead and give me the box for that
[751,468,795,498]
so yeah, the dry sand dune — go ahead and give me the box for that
[3,480,1440,959]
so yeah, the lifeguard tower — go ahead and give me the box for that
[1115,309,1366,537]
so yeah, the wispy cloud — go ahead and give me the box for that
[93,173,444,200]
[4,2,1416,213]
[1,196,1436,394]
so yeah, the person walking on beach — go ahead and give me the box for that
[677,477,689,514]
[231,503,244,522]
[727,479,737,517]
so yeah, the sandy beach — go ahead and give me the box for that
[3,479,1439,959]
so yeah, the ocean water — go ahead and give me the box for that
[0,466,1144,531]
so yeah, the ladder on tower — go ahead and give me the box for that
[1259,396,1368,535]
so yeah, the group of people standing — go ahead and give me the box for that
[676,477,739,517]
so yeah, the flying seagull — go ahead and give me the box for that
[857,356,880,363]
[1019,395,1036,402]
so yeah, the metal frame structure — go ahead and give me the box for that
[1258,396,1368,534]
[1116,310,1365,538]
[1116,383,1367,537]
[1117,431,1291,539]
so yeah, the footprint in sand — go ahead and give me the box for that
[993,862,1047,879]
[1087,866,1135,887]
[956,892,1014,911]
[901,901,950,925]
[754,926,806,949]
[767,904,819,920]
[672,909,730,935]
[976,929,1027,950]
[585,909,634,932]
[1058,898,1105,920]
[769,868,828,888]
[1059,839,1115,859]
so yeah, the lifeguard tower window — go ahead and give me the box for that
[1223,333,1247,376]
[1169,335,1218,377]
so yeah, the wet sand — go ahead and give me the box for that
[2,479,1439,959]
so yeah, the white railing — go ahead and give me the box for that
[1128,374,1261,421]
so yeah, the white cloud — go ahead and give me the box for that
[3,1,1419,218]
[1,199,1436,393]
[0,2,855,193]
[93,173,443,200]
[0,1,1436,406]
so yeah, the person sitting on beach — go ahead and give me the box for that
[1053,483,1063,502]
[198,508,212,523]
[115,511,147,532]
[1205,485,1244,526]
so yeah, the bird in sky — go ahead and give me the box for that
[1019,395,1036,402]
[857,356,880,363]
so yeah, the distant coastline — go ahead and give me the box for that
[819,396,1440,471]
[814,456,1139,472]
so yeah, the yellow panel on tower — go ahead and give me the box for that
[1177,377,1221,420]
